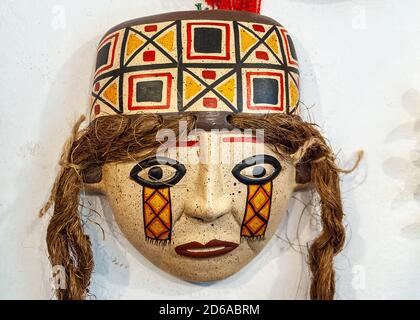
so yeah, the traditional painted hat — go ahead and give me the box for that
[90,9,300,125]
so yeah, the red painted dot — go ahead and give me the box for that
[202,70,217,80]
[143,50,156,62]
[145,25,158,32]
[203,97,218,108]
[256,51,269,60]
[252,24,265,32]
[94,82,100,92]
[94,104,100,115]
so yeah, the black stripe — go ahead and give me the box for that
[233,21,243,112]
[118,28,130,113]
[176,20,183,112]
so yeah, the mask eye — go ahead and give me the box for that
[232,155,282,185]
[130,156,186,189]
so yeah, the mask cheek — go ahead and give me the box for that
[240,182,273,239]
[142,187,172,243]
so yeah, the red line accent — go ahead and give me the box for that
[145,25,158,32]
[94,105,101,115]
[246,71,285,111]
[252,24,265,32]
[255,51,269,61]
[280,28,298,67]
[203,97,218,108]
[95,33,119,77]
[176,140,200,147]
[128,72,172,110]
[222,137,262,143]
[186,22,231,60]
[202,70,217,80]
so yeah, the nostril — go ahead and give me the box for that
[186,209,229,223]
[192,216,216,223]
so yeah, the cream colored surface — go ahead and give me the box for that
[94,132,297,281]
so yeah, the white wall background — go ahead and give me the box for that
[0,0,419,299]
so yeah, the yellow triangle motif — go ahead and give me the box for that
[240,28,257,53]
[216,77,235,103]
[126,33,144,57]
[156,30,175,52]
[144,205,155,225]
[266,33,280,55]
[244,205,255,224]
[158,205,171,226]
[103,82,118,105]
[289,79,299,107]
[242,227,251,237]
[143,187,155,201]
[159,188,169,200]
[248,185,259,200]
[262,182,272,194]
[255,225,266,237]
[259,202,271,220]
[185,75,202,100]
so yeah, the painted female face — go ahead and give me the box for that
[86,10,302,281]
[97,131,297,281]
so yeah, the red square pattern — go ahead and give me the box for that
[186,22,231,60]
[246,72,284,111]
[128,73,172,111]
[280,28,298,67]
[95,33,119,77]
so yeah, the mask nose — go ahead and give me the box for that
[184,164,232,222]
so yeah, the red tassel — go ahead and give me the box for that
[205,0,262,14]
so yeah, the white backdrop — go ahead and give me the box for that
[0,0,419,299]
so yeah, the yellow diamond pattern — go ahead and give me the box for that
[241,182,272,238]
[143,187,171,241]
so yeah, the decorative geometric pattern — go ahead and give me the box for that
[128,72,173,110]
[90,20,300,118]
[95,33,120,78]
[246,71,284,111]
[143,187,172,241]
[240,182,273,238]
[186,22,232,61]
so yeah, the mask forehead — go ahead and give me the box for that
[90,11,300,121]
[159,130,271,165]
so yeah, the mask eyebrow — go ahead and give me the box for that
[222,136,263,143]
[175,140,200,148]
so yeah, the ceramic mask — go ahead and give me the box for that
[86,10,301,282]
